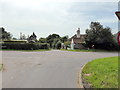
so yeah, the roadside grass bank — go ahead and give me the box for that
[0,49,51,52]
[82,56,118,88]
[61,49,118,52]
[0,64,3,71]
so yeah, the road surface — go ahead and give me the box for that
[2,50,118,88]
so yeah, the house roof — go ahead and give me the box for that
[69,34,86,44]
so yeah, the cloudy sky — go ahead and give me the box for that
[0,0,119,39]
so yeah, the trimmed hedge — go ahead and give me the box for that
[2,43,50,50]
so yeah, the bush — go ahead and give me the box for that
[55,41,62,49]
[38,43,50,49]
[2,43,50,50]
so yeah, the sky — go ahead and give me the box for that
[0,0,119,39]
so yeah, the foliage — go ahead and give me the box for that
[46,34,69,49]
[1,49,50,52]
[60,36,68,43]
[12,37,17,40]
[39,43,50,49]
[52,38,60,49]
[39,38,46,43]
[2,43,50,50]
[27,32,38,43]
[0,27,12,40]
[46,34,60,48]
[112,33,120,50]
[3,40,27,44]
[85,22,116,50]
[64,41,70,48]
[82,56,118,88]
[55,40,62,49]
[113,33,117,43]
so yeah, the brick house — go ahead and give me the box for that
[70,28,86,49]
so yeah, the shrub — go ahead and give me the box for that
[55,41,62,49]
[2,43,50,50]
[37,43,50,49]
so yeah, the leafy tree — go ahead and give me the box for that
[55,40,62,49]
[0,27,12,40]
[27,32,37,43]
[47,34,60,40]
[46,34,60,48]
[52,38,60,49]
[85,22,115,50]
[113,33,118,43]
[12,37,17,40]
[64,41,70,48]
[39,38,46,43]
[61,36,68,43]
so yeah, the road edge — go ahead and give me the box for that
[77,64,86,88]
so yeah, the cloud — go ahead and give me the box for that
[0,1,118,39]
[97,18,117,23]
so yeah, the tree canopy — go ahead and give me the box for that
[46,34,60,48]
[85,22,115,50]
[0,27,12,40]
[44,34,69,48]
[39,38,46,43]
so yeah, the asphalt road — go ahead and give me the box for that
[2,50,118,88]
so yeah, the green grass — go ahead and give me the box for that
[61,49,117,52]
[61,49,94,52]
[0,49,51,52]
[82,56,118,88]
[0,64,3,71]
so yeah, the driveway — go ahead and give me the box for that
[2,50,118,88]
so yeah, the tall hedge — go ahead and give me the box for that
[2,43,50,50]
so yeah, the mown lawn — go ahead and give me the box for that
[61,49,118,52]
[61,49,94,52]
[82,56,118,88]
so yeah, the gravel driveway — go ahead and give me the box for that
[2,50,118,88]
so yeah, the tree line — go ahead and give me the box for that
[0,21,119,50]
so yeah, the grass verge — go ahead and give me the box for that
[82,56,118,88]
[61,49,118,52]
[61,49,94,52]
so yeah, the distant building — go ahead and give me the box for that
[69,28,86,49]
